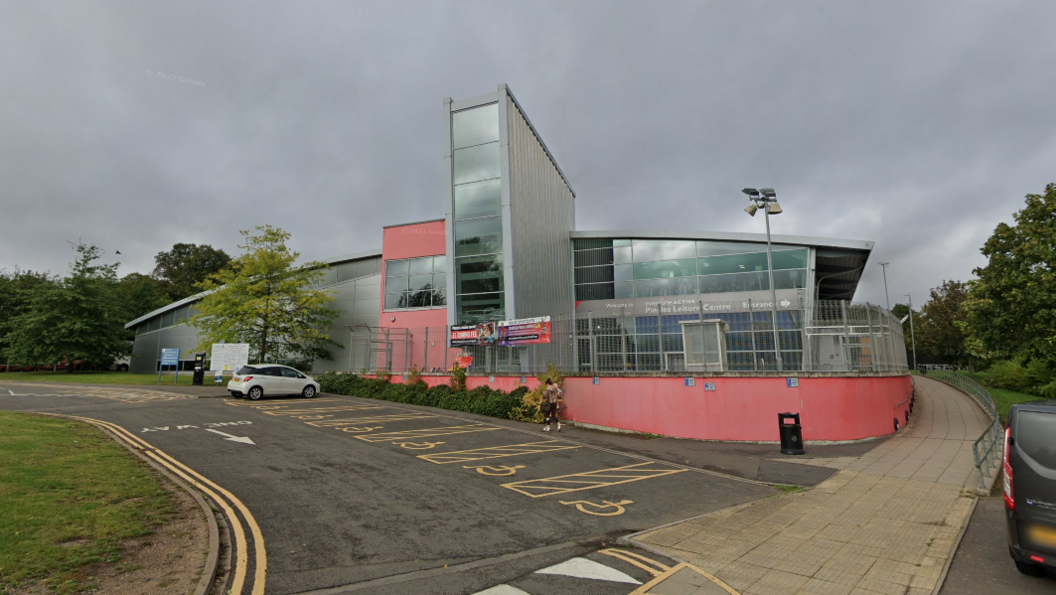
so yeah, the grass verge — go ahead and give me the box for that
[0,411,175,593]
[0,371,211,386]
[954,370,1048,424]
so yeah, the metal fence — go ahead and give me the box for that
[926,370,1003,491]
[346,300,908,376]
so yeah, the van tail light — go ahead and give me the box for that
[1003,426,1014,510]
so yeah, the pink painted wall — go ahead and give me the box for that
[359,372,913,443]
[378,219,454,372]
[561,375,913,442]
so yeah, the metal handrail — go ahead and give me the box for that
[926,370,1003,491]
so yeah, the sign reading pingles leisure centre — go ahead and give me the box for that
[574,288,803,316]
[450,317,552,347]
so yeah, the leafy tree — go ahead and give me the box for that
[191,225,340,364]
[116,272,170,323]
[890,302,921,363]
[6,244,129,370]
[964,183,1056,364]
[0,269,55,361]
[916,280,970,365]
[153,243,231,301]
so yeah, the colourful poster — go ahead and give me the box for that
[450,325,480,347]
[497,316,552,346]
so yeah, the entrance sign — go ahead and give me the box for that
[159,348,180,383]
[497,316,551,346]
[573,288,802,316]
[211,343,250,372]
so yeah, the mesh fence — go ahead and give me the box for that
[345,301,907,376]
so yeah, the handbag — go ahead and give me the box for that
[541,401,552,414]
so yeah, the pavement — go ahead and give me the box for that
[630,376,1001,595]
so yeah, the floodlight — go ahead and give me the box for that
[760,188,776,198]
[742,188,760,198]
[744,204,758,217]
[767,201,783,215]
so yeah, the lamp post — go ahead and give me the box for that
[904,293,917,371]
[878,262,890,310]
[743,187,783,372]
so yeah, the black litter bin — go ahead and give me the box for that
[778,412,805,455]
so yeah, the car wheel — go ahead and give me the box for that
[1015,560,1048,576]
[118,364,129,372]
[248,386,264,401]
[302,385,317,399]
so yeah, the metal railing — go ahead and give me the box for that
[927,370,1003,491]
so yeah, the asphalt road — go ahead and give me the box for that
[0,383,772,595]
[939,497,1055,595]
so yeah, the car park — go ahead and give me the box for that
[1004,400,1056,576]
[227,364,319,400]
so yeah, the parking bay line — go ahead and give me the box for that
[353,424,501,443]
[418,441,580,464]
[306,413,437,427]
[500,462,687,498]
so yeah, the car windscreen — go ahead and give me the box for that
[236,366,258,375]
[1017,411,1056,470]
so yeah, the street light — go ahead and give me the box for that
[904,293,917,372]
[878,262,890,310]
[743,187,784,372]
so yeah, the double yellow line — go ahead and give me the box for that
[69,416,267,595]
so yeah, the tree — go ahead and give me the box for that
[6,244,129,370]
[964,183,1056,364]
[890,302,921,362]
[153,243,232,301]
[116,272,170,323]
[917,280,970,365]
[191,226,340,364]
[0,269,55,361]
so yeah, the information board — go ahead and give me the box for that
[211,343,250,372]
[160,348,180,367]
[497,316,551,346]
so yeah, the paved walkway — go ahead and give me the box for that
[631,376,997,595]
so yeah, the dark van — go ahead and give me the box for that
[1005,401,1056,576]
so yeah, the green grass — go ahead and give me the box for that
[0,371,215,386]
[0,411,175,593]
[956,370,1048,424]
[772,484,805,494]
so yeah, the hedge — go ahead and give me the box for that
[316,372,530,420]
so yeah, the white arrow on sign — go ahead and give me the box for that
[205,428,255,445]
[780,299,792,307]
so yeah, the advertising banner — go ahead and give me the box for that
[497,316,552,346]
[449,323,498,347]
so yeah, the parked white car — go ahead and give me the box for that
[228,364,319,400]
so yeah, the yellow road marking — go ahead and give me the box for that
[501,462,687,498]
[307,413,436,427]
[69,416,267,595]
[418,441,579,464]
[559,499,633,516]
[341,426,383,433]
[353,424,501,443]
[463,465,525,476]
[627,562,741,595]
[395,441,446,449]
[224,398,341,406]
[597,548,669,576]
[265,405,384,415]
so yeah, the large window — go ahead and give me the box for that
[573,239,808,301]
[452,102,505,324]
[384,255,447,310]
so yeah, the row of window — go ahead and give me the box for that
[573,239,802,265]
[574,269,806,301]
[385,256,447,311]
[581,351,804,373]
[587,331,804,354]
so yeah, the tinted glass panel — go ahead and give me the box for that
[699,272,769,294]
[1017,412,1056,469]
[632,240,696,262]
[432,273,446,290]
[433,255,447,273]
[386,259,408,276]
[409,274,433,292]
[406,290,432,308]
[614,281,634,298]
[455,216,503,256]
[385,275,408,292]
[432,289,447,306]
[384,292,403,309]
[772,249,808,270]
[613,246,632,264]
[453,143,500,185]
[575,282,614,301]
[408,257,433,275]
[454,178,502,220]
[451,103,499,150]
[456,254,504,294]
[633,259,697,279]
[773,269,806,290]
[574,265,615,285]
[696,241,766,256]
[635,277,698,297]
[237,366,257,374]
[698,252,770,275]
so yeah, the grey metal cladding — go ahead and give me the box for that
[506,93,575,321]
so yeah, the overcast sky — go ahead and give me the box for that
[2,1,1053,308]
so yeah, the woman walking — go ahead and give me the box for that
[542,379,563,432]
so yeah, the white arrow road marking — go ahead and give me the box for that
[7,390,14,395]
[205,428,255,445]
[536,557,642,584]
[470,586,532,595]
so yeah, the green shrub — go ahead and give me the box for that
[1025,360,1056,389]
[985,360,1032,392]
[315,372,523,420]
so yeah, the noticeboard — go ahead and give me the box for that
[160,348,180,367]
[210,343,250,372]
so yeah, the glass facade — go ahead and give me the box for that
[451,103,504,323]
[384,255,447,310]
[573,239,808,301]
